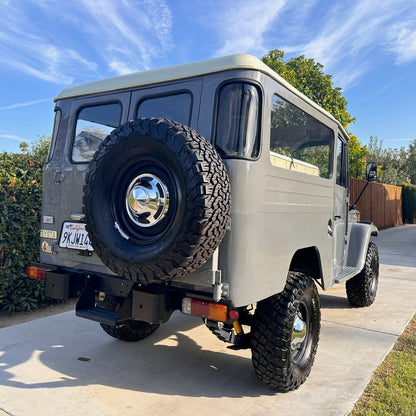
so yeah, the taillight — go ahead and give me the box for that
[26,266,47,281]
[182,298,228,321]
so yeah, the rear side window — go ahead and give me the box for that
[270,95,334,179]
[72,102,121,162]
[214,82,260,159]
[136,92,192,126]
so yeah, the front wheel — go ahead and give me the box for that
[346,242,379,307]
[251,272,321,391]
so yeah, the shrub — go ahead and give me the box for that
[401,183,416,224]
[0,136,58,314]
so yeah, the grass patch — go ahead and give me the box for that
[350,314,416,416]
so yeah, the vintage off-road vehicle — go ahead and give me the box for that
[27,54,379,391]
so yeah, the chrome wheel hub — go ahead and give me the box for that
[369,270,377,296]
[291,308,308,363]
[125,174,170,228]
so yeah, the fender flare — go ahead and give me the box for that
[346,222,378,271]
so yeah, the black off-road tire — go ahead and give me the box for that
[251,272,321,391]
[346,242,379,307]
[100,320,159,342]
[83,118,231,284]
[98,295,159,342]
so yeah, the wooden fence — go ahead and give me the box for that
[350,178,403,229]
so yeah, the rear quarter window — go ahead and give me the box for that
[214,82,261,160]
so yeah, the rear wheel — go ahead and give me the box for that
[98,295,159,342]
[100,320,159,342]
[346,242,379,307]
[251,272,320,391]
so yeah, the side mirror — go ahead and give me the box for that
[366,162,377,182]
[352,162,378,209]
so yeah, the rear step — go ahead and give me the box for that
[75,273,181,325]
[76,307,118,326]
[75,274,135,325]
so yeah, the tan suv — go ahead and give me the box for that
[28,54,379,391]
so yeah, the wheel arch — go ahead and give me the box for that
[289,246,323,288]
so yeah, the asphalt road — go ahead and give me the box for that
[0,225,415,416]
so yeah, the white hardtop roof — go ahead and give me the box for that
[55,53,342,131]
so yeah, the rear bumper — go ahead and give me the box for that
[26,263,235,327]
[27,264,186,325]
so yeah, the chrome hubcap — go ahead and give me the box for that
[125,174,170,228]
[291,307,308,363]
[369,270,377,296]
[368,257,379,297]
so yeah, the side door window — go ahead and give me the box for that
[336,136,349,187]
[270,94,333,178]
[334,135,349,274]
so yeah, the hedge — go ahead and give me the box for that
[401,183,416,224]
[0,138,58,314]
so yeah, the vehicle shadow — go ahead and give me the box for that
[319,293,352,310]
[0,311,274,398]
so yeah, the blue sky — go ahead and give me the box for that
[1,0,415,153]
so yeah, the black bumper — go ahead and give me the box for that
[42,267,182,325]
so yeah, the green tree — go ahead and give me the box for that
[367,136,385,166]
[19,141,29,153]
[348,134,369,179]
[367,136,409,185]
[408,138,416,184]
[262,49,355,129]
[29,134,51,163]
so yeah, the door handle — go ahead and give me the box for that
[327,219,333,236]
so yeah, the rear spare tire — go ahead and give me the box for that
[83,118,230,284]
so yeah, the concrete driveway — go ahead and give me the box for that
[1,225,415,416]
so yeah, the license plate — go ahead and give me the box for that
[59,222,94,251]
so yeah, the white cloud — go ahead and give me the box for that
[143,0,173,53]
[214,0,289,57]
[0,0,173,83]
[1,0,415,91]
[109,60,137,76]
[51,0,174,73]
[386,19,416,64]
[269,0,416,88]
[0,3,98,84]
[0,98,52,111]
[210,0,387,87]
[0,134,26,142]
